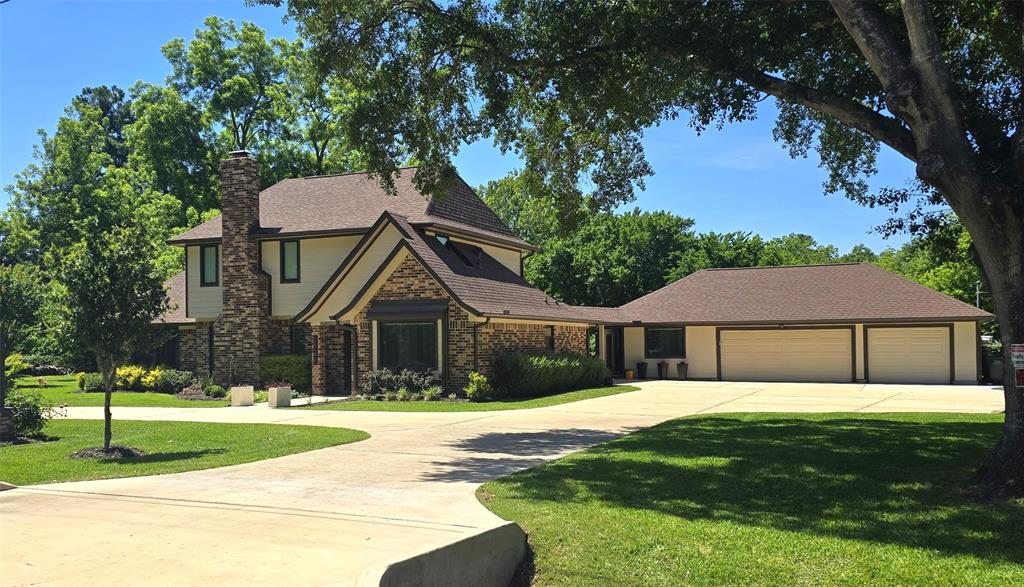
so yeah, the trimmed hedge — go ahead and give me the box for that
[259,354,312,392]
[492,352,611,399]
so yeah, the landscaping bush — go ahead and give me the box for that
[77,371,87,390]
[154,369,195,394]
[82,372,105,392]
[422,385,444,401]
[6,387,51,438]
[464,372,494,402]
[204,384,227,398]
[362,368,438,397]
[4,353,30,378]
[115,365,147,390]
[259,354,311,392]
[492,352,610,399]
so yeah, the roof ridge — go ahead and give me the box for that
[704,262,864,271]
[299,166,420,180]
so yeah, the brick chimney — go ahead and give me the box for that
[214,150,269,386]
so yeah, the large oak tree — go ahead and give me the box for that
[269,0,1023,497]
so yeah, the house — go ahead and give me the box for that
[158,151,992,393]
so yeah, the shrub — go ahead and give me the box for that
[76,371,87,390]
[204,384,226,398]
[383,390,399,402]
[464,372,494,402]
[362,368,438,396]
[259,354,312,392]
[492,352,610,399]
[141,367,164,391]
[155,369,195,394]
[115,365,147,390]
[82,372,105,392]
[422,385,443,401]
[4,353,30,379]
[6,387,51,438]
[396,388,414,402]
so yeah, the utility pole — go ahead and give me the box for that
[976,280,983,308]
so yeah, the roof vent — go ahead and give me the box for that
[436,234,449,245]
[502,309,510,315]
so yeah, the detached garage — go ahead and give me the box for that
[601,263,992,385]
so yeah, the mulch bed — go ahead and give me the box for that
[69,446,145,459]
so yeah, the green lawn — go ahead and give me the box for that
[0,419,368,485]
[15,375,228,408]
[479,413,1024,586]
[300,385,638,412]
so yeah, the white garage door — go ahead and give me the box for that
[719,328,853,383]
[867,326,951,384]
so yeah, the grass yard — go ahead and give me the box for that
[479,412,1024,586]
[300,385,638,412]
[0,419,368,485]
[15,375,228,408]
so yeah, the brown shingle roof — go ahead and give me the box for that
[153,271,193,324]
[168,168,532,250]
[387,214,590,322]
[619,263,993,324]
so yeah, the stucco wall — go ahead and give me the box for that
[953,321,979,383]
[185,245,222,319]
[261,235,361,317]
[684,326,717,379]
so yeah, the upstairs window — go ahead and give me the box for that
[281,240,300,283]
[645,327,685,359]
[200,245,219,286]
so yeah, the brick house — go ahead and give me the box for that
[158,151,991,393]
[159,151,595,394]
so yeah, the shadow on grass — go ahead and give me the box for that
[96,448,228,464]
[485,416,1024,564]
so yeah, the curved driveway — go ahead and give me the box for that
[1,380,1003,586]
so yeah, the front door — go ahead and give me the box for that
[605,327,625,376]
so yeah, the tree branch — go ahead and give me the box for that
[736,69,918,160]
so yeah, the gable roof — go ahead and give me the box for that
[618,262,993,325]
[167,168,533,251]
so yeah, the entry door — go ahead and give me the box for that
[605,327,625,375]
[866,326,951,384]
[719,328,853,383]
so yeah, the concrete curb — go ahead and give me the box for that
[360,522,527,587]
[0,482,17,492]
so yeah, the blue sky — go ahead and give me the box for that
[1,0,919,252]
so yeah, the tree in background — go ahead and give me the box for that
[76,86,136,167]
[276,0,1023,497]
[0,264,45,434]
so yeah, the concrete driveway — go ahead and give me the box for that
[1,380,1003,586]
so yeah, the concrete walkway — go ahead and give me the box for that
[1,380,1003,586]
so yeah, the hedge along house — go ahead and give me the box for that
[158,151,592,394]
[593,263,993,385]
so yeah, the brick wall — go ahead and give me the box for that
[475,323,589,376]
[178,324,212,377]
[213,152,270,386]
[268,319,292,355]
[311,323,349,395]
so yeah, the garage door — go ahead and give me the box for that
[866,326,951,384]
[719,328,853,383]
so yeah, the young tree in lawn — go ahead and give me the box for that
[0,264,45,439]
[273,0,1024,497]
[52,223,169,452]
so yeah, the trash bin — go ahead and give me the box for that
[635,362,648,379]
[676,360,688,380]
[657,361,669,379]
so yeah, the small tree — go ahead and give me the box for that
[53,227,168,452]
[0,264,45,437]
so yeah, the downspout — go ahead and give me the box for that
[337,322,358,394]
[473,317,491,373]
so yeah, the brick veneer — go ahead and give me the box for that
[311,323,349,395]
[178,323,213,376]
[350,254,589,393]
[213,152,270,386]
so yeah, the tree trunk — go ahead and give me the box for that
[963,193,1024,500]
[97,354,115,452]
[0,329,7,410]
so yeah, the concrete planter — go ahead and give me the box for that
[268,386,292,408]
[230,385,254,407]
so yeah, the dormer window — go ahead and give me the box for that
[200,244,219,287]
[281,239,300,283]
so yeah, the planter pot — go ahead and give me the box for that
[657,361,669,379]
[268,386,293,408]
[676,361,688,380]
[230,385,254,407]
[635,362,648,379]
[624,369,635,380]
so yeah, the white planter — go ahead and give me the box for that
[230,385,254,407]
[268,386,292,408]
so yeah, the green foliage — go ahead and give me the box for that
[422,385,444,401]
[493,353,610,399]
[4,387,51,438]
[4,354,29,379]
[204,384,227,399]
[76,371,87,390]
[464,372,494,402]
[81,373,105,392]
[155,369,196,394]
[115,365,147,390]
[259,354,312,392]
[362,368,438,398]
